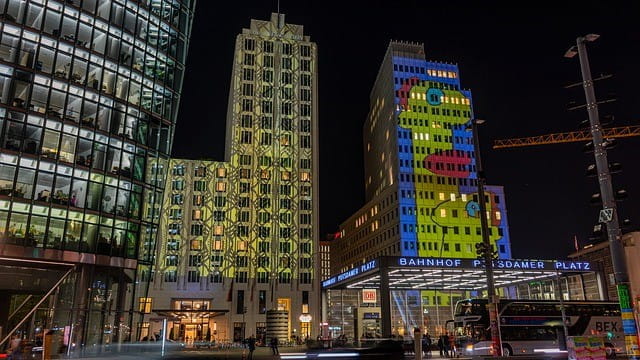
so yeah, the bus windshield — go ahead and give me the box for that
[454,299,487,317]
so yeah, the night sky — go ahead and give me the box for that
[173,1,640,260]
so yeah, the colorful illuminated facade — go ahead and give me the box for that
[148,13,319,344]
[0,0,195,354]
[330,41,512,337]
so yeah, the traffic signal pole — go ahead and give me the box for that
[471,118,502,356]
[574,35,640,359]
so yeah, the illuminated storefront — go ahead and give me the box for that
[323,256,603,340]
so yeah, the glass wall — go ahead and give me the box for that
[0,0,195,355]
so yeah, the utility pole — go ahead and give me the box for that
[567,34,640,359]
[471,118,501,356]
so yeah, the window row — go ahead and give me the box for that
[0,0,187,62]
[0,208,138,257]
[399,172,479,187]
[243,38,312,58]
[0,57,176,124]
[161,270,312,284]
[0,162,147,218]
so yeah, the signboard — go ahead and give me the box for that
[299,314,312,323]
[321,257,592,289]
[322,259,377,288]
[599,208,614,223]
[363,312,380,319]
[616,284,640,357]
[362,289,377,303]
[397,257,591,271]
[567,336,606,360]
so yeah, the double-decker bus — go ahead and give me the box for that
[452,299,623,357]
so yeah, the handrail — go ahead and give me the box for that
[0,265,75,348]
[7,295,33,321]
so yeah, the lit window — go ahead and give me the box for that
[450,193,456,202]
[261,170,271,180]
[214,226,224,236]
[495,211,502,220]
[190,240,201,250]
[139,297,152,313]
[192,210,201,220]
[300,172,310,182]
[281,171,291,181]
[440,209,447,217]
[461,194,467,202]
[216,182,226,192]
[439,193,445,201]
[213,240,222,250]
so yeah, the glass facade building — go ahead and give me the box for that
[0,0,195,355]
[147,13,320,345]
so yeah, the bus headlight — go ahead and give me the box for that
[466,344,474,352]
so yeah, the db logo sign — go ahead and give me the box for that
[362,289,377,303]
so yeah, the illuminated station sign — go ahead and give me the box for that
[321,257,592,289]
[397,257,591,271]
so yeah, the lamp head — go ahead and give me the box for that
[564,46,578,58]
[585,33,600,42]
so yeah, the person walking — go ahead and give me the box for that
[448,333,456,357]
[423,333,432,358]
[443,333,450,357]
[270,336,279,355]
[437,335,444,357]
[247,335,256,360]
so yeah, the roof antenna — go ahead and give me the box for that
[277,0,280,14]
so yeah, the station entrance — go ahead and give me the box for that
[321,256,602,342]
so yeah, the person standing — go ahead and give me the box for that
[443,333,450,357]
[7,334,22,360]
[247,335,256,360]
[270,336,279,355]
[448,333,456,357]
[437,335,444,357]
[423,333,432,357]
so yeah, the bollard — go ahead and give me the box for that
[414,327,422,360]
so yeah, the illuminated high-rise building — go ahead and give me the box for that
[148,13,319,344]
[0,0,195,354]
[329,41,511,337]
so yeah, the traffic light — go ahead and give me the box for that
[475,242,498,260]
[475,242,487,258]
[589,222,607,241]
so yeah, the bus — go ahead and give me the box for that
[452,299,623,357]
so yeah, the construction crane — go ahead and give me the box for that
[493,125,640,149]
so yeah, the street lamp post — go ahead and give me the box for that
[470,118,502,356]
[565,34,640,359]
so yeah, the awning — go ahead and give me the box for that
[152,309,228,321]
[322,256,594,291]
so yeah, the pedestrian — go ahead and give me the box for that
[423,333,432,357]
[270,336,279,355]
[247,335,256,360]
[437,335,444,357]
[448,333,456,357]
[443,333,450,357]
[7,334,22,360]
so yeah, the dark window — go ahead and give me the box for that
[236,290,245,314]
